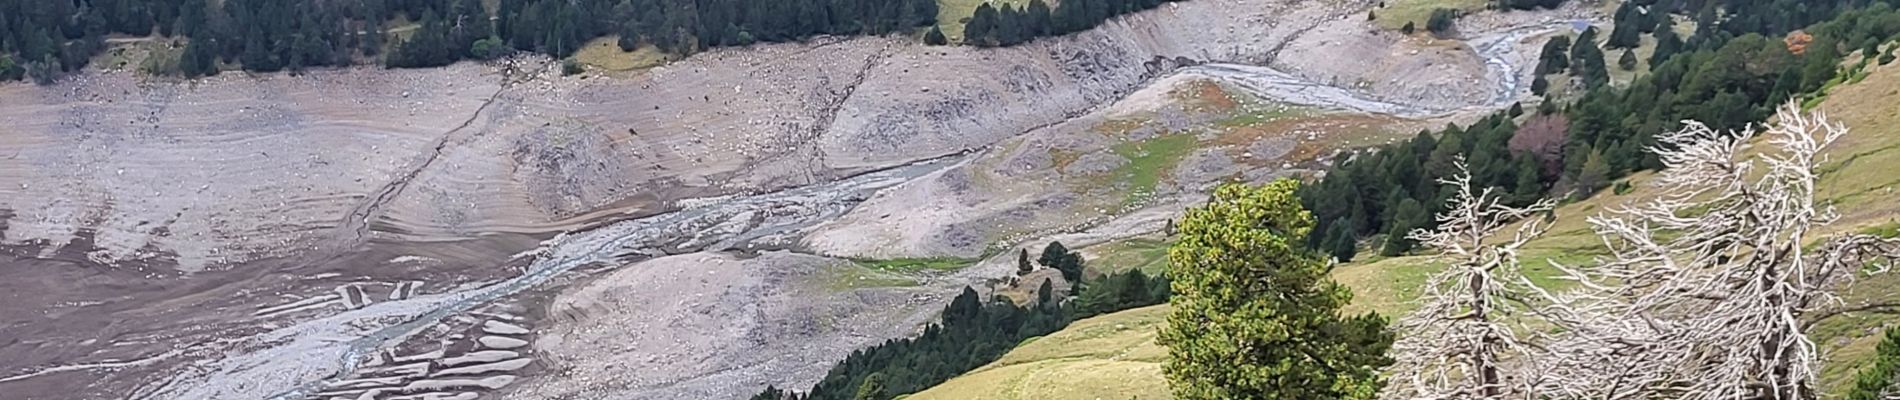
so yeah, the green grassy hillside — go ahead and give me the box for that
[911,57,1900,400]
[907,304,1171,400]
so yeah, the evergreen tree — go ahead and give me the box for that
[923,25,947,46]
[1619,47,1638,70]
[1576,148,1611,196]
[965,3,998,47]
[1535,35,1570,75]
[851,372,886,400]
[1381,198,1427,256]
[752,385,788,400]
[1651,19,1684,67]
[1426,8,1457,37]
[0,56,20,81]
[1036,278,1055,306]
[1509,155,1543,205]
[1401,21,1416,35]
[1847,327,1900,400]
[1572,30,1610,88]
[1016,249,1033,276]
[1162,181,1394,399]
[1324,219,1357,262]
[1040,241,1083,283]
[1607,1,1643,48]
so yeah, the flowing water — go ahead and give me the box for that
[1185,21,1571,118]
[149,155,968,400]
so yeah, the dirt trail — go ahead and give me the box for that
[340,85,508,245]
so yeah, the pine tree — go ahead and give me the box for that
[1161,181,1394,399]
[1381,198,1427,256]
[1117,269,1152,309]
[851,372,886,400]
[1619,48,1638,70]
[1576,148,1611,196]
[1847,328,1900,400]
[1536,35,1571,75]
[965,3,998,47]
[1026,0,1052,36]
[1401,21,1416,35]
[1041,241,1083,283]
[1426,8,1457,37]
[1510,155,1544,205]
[1607,2,1643,48]
[1651,21,1683,67]
[1036,278,1055,306]
[1016,249,1034,276]
[923,25,947,45]
[1324,219,1357,262]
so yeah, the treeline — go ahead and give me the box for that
[1497,0,1566,10]
[1301,106,1550,262]
[1,0,939,82]
[755,241,1170,400]
[961,0,1185,47]
[1307,0,1900,261]
[2,0,1190,82]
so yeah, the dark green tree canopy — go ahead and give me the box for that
[1163,181,1393,399]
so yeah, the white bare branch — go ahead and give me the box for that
[1381,160,1561,400]
[1537,102,1900,400]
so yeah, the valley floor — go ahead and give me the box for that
[0,0,1600,398]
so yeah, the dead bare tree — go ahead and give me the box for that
[1381,161,1561,400]
[1541,102,1900,400]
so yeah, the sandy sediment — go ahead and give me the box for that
[508,251,950,399]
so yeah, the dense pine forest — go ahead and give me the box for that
[958,0,1186,47]
[1303,0,1900,261]
[0,0,1197,82]
[751,242,1170,400]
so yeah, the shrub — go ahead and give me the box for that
[471,37,513,60]
[561,59,583,75]
[924,26,948,46]
[1427,9,1458,37]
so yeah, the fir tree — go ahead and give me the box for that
[1162,181,1393,399]
[1016,249,1033,276]
[1324,219,1358,262]
[923,25,947,46]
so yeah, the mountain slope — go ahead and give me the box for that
[912,46,1900,400]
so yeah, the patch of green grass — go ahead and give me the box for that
[821,263,921,291]
[573,36,671,72]
[934,0,1029,42]
[1331,255,1445,315]
[1215,103,1306,127]
[908,305,1171,400]
[1081,237,1173,275]
[1109,134,1199,209]
[1865,222,1900,238]
[852,256,979,273]
[1373,0,1488,31]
